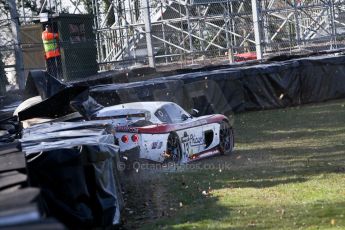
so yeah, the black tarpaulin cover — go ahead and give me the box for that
[69,89,104,120]
[18,86,104,121]
[89,54,345,114]
[90,79,185,107]
[20,70,104,122]
[18,86,89,121]
[20,121,123,229]
[25,70,66,100]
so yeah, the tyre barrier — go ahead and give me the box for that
[90,54,345,115]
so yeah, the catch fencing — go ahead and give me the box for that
[1,0,345,83]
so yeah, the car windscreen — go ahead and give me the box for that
[154,103,190,124]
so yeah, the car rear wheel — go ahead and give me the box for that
[219,121,234,154]
[165,133,182,163]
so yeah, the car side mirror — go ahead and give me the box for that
[181,114,189,121]
[190,109,199,117]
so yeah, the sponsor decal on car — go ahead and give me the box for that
[181,131,189,143]
[190,133,204,146]
[115,126,138,133]
[151,141,163,149]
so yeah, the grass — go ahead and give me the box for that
[138,99,345,229]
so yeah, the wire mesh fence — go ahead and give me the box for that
[260,0,345,55]
[2,0,345,84]
[148,0,256,64]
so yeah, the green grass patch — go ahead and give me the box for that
[140,100,345,229]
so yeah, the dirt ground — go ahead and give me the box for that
[119,152,246,229]
[120,158,173,229]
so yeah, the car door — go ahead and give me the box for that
[176,119,206,158]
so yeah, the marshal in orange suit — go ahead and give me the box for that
[42,24,63,79]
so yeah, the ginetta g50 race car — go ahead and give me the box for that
[94,101,234,163]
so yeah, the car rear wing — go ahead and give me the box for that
[94,109,151,121]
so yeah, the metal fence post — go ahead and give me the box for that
[293,0,301,47]
[186,5,193,53]
[92,0,103,64]
[143,0,156,68]
[330,0,337,49]
[225,0,234,63]
[251,0,263,60]
[8,0,25,89]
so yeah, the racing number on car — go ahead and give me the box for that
[181,132,191,156]
[183,141,190,156]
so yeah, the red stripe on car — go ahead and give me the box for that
[134,114,227,134]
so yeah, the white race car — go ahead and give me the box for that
[94,102,234,163]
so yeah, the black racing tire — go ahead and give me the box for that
[165,132,182,163]
[219,121,234,154]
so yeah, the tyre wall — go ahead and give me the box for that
[89,54,345,115]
